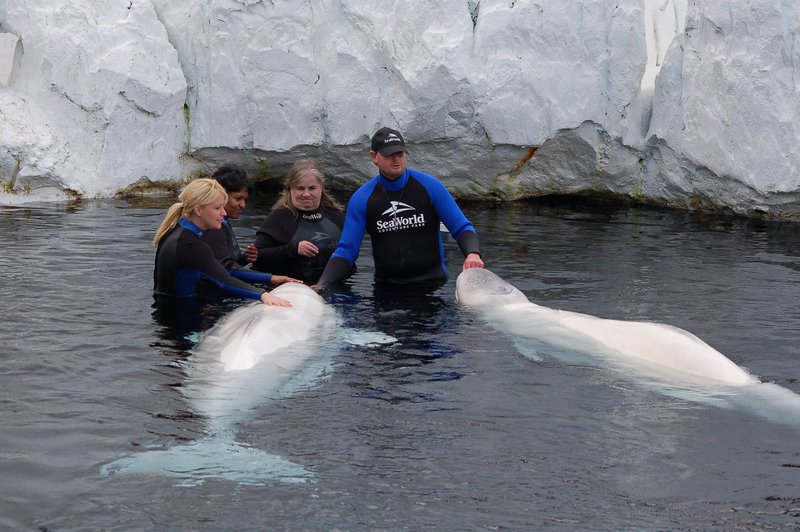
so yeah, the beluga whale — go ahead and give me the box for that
[102,282,394,486]
[455,268,800,426]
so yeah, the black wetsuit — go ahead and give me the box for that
[154,218,271,299]
[252,206,344,283]
[317,168,480,285]
[201,217,248,270]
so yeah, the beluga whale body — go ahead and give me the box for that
[102,283,394,486]
[455,268,800,426]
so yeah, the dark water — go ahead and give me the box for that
[1,193,799,530]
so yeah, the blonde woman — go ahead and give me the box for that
[153,178,296,306]
[251,160,347,283]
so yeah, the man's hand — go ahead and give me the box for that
[462,252,484,271]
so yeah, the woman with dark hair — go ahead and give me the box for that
[201,164,258,270]
[251,160,348,284]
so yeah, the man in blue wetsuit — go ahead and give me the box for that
[317,127,484,286]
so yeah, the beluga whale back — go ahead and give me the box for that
[456,268,800,426]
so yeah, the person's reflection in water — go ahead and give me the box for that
[150,294,236,356]
[370,280,451,359]
[350,281,466,406]
[322,279,458,365]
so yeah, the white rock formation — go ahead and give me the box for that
[647,0,800,217]
[0,0,798,219]
[0,0,186,200]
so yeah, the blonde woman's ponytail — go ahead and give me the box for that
[153,202,185,246]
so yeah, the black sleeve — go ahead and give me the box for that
[184,237,265,300]
[317,256,354,287]
[456,230,481,257]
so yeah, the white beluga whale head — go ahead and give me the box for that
[211,283,335,372]
[455,267,528,307]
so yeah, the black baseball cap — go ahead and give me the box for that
[371,127,408,156]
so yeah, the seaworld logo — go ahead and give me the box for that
[310,232,334,243]
[381,201,415,217]
[384,132,402,145]
[376,202,426,233]
[310,232,337,249]
[376,214,426,232]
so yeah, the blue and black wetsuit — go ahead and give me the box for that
[252,206,345,284]
[201,217,248,270]
[317,168,480,285]
[154,218,272,299]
